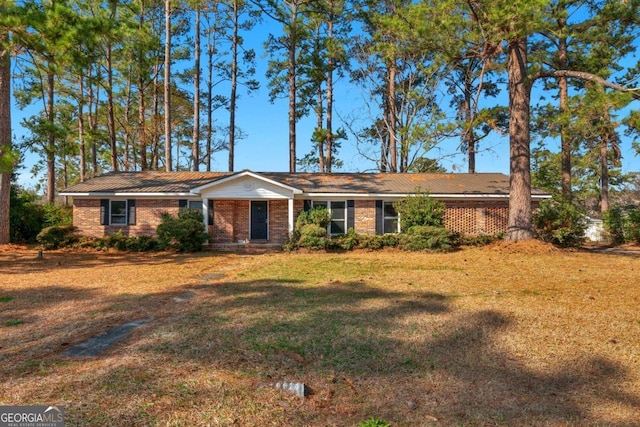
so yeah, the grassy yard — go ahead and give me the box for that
[0,242,639,426]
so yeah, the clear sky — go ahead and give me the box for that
[10,15,640,191]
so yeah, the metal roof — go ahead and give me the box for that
[60,170,550,197]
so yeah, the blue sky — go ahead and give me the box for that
[10,14,640,190]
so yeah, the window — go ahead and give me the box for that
[310,201,347,235]
[330,201,346,235]
[188,200,202,213]
[383,201,400,234]
[110,200,127,225]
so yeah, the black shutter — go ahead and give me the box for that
[347,200,355,230]
[208,200,214,225]
[178,199,187,209]
[303,200,312,212]
[375,200,383,235]
[100,199,109,225]
[127,199,136,225]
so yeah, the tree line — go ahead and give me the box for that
[1,0,639,245]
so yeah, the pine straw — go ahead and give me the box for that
[0,244,639,426]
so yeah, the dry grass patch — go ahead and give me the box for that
[0,244,639,426]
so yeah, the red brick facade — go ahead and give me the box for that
[73,197,514,243]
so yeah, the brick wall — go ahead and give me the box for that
[443,200,509,235]
[73,198,180,238]
[74,197,515,242]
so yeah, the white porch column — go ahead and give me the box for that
[288,197,295,235]
[202,197,209,237]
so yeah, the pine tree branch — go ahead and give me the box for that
[533,69,640,100]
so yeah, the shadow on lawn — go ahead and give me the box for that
[139,278,639,425]
[0,250,211,275]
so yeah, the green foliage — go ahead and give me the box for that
[457,233,504,247]
[604,205,640,244]
[357,233,400,250]
[156,210,208,252]
[533,199,587,248]
[398,225,454,252]
[9,185,45,243]
[43,203,73,227]
[36,225,78,249]
[358,418,392,427]
[393,191,445,230]
[92,232,158,252]
[295,207,331,230]
[297,224,328,250]
[330,228,360,250]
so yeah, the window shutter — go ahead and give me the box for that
[127,199,136,225]
[375,200,383,235]
[347,200,355,230]
[100,199,109,225]
[208,200,214,225]
[303,200,312,212]
[178,199,187,209]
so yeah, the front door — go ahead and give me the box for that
[250,201,268,240]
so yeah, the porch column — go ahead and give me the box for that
[288,197,295,235]
[202,197,209,237]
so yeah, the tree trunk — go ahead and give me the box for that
[164,0,172,171]
[78,74,86,181]
[229,0,238,172]
[46,71,56,204]
[600,126,610,213]
[506,37,533,241]
[193,6,201,171]
[288,14,297,173]
[106,41,118,171]
[559,29,571,200]
[325,8,334,173]
[206,21,214,172]
[0,44,12,244]
[387,60,397,173]
[463,78,476,173]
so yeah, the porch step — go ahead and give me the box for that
[205,242,283,254]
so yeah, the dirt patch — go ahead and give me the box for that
[485,239,561,255]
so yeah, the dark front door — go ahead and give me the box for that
[250,201,268,240]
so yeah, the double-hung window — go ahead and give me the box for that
[110,200,128,225]
[383,201,400,234]
[188,200,203,213]
[310,201,347,236]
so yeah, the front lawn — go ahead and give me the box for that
[0,242,638,426]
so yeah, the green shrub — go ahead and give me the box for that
[36,225,79,249]
[43,203,73,227]
[9,185,45,243]
[126,235,159,252]
[604,205,640,244]
[156,210,209,252]
[332,228,360,250]
[399,225,453,252]
[297,224,328,250]
[533,198,586,248]
[393,190,445,229]
[296,206,331,229]
[457,233,503,247]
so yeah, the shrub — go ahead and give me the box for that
[9,186,45,243]
[156,210,208,252]
[533,198,586,248]
[126,235,159,252]
[36,225,79,249]
[393,190,445,229]
[43,203,73,227]
[296,206,331,229]
[297,224,328,250]
[399,225,453,252]
[332,227,360,250]
[604,205,640,244]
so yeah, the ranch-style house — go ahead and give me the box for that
[60,170,551,248]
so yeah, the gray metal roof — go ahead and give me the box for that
[60,170,550,197]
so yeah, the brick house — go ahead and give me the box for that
[60,170,551,247]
